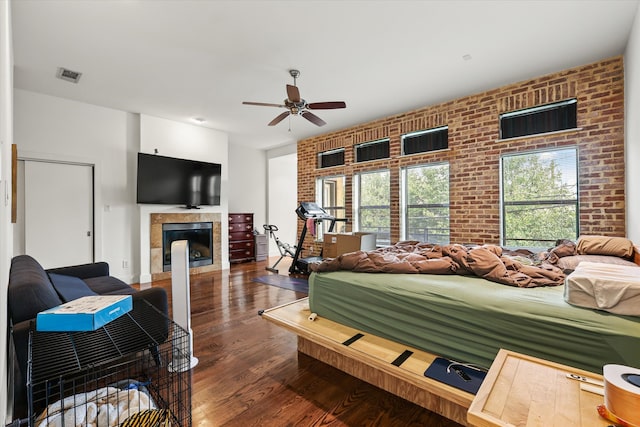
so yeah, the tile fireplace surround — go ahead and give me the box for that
[150,212,222,281]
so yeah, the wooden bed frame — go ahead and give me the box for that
[262,298,474,426]
[263,243,640,426]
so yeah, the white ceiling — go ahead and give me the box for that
[11,0,640,150]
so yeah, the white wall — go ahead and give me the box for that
[0,0,12,421]
[267,144,298,257]
[138,114,230,283]
[13,93,232,284]
[626,4,640,242]
[228,141,266,230]
[13,90,138,281]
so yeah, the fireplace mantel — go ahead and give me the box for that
[150,212,222,281]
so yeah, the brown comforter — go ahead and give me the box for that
[310,241,565,288]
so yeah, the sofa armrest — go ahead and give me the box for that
[132,287,169,322]
[10,320,31,390]
[9,319,31,419]
[129,287,171,345]
[47,261,110,279]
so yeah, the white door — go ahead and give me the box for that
[23,160,94,269]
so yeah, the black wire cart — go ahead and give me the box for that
[25,299,192,427]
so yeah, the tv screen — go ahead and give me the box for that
[136,153,221,207]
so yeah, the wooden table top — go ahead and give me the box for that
[468,349,611,427]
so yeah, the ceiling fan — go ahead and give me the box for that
[243,69,346,127]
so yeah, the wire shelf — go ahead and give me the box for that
[26,299,192,427]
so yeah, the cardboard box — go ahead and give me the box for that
[322,232,377,258]
[36,295,133,332]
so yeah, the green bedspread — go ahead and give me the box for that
[309,271,640,372]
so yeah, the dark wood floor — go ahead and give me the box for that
[150,257,463,427]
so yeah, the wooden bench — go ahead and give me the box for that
[261,297,474,426]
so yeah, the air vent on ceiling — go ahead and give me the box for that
[56,67,82,83]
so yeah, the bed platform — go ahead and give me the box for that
[308,270,640,373]
[261,298,474,426]
[262,257,640,425]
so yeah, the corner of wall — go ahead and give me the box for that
[1,0,13,423]
[625,3,640,242]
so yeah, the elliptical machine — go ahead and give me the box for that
[263,224,296,273]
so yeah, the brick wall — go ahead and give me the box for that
[297,56,625,249]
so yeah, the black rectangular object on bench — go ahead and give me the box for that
[424,357,487,394]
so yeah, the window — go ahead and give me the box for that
[318,148,345,168]
[355,139,390,162]
[354,170,390,246]
[500,99,577,139]
[401,163,450,244]
[402,126,448,155]
[501,147,578,248]
[316,175,346,235]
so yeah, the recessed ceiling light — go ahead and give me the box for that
[56,67,82,83]
[462,54,472,61]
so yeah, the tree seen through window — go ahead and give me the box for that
[357,170,390,246]
[501,148,578,248]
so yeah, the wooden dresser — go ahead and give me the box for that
[228,213,255,263]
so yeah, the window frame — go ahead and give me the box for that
[400,162,450,244]
[499,98,578,140]
[500,147,579,248]
[401,126,449,156]
[354,138,390,163]
[354,169,391,246]
[315,175,347,236]
[317,148,345,168]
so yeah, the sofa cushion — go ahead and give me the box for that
[48,273,98,302]
[84,276,136,295]
[47,261,110,280]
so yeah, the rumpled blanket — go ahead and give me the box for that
[310,241,565,288]
[36,386,155,427]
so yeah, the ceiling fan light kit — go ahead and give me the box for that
[243,69,346,127]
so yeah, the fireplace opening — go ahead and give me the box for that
[162,222,213,272]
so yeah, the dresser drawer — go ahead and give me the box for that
[229,222,253,233]
[229,248,255,261]
[229,213,253,224]
[229,240,255,251]
[229,231,253,241]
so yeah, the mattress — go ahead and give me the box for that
[565,261,640,316]
[309,271,640,373]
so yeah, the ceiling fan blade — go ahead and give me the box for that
[308,101,347,110]
[286,84,301,102]
[243,101,287,108]
[268,111,290,126]
[302,111,326,127]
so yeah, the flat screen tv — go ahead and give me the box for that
[136,153,221,208]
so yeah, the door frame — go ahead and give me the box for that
[16,149,103,262]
